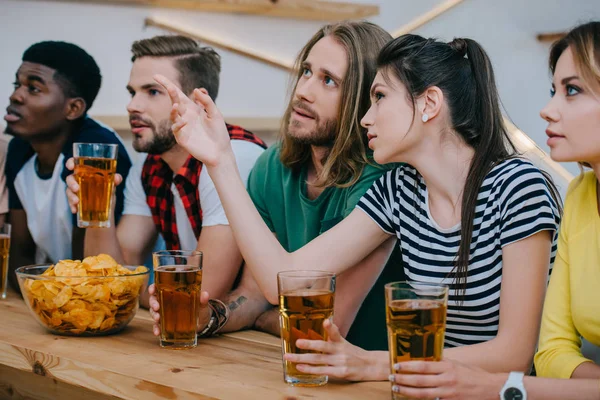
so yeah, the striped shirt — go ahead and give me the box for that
[357,158,560,347]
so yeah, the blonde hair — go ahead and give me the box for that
[279,21,391,188]
[550,21,600,172]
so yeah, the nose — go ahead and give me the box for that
[126,93,144,115]
[540,96,559,123]
[294,76,316,104]
[361,104,375,129]
[9,85,25,105]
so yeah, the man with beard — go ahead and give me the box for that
[149,21,405,353]
[65,35,266,305]
[4,41,131,292]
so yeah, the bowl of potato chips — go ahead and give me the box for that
[16,254,149,336]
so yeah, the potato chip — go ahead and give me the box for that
[53,286,72,308]
[22,254,148,336]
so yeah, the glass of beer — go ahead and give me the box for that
[153,250,202,349]
[73,142,118,228]
[0,223,11,300]
[278,270,335,387]
[385,281,448,400]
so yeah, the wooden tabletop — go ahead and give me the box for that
[0,289,390,399]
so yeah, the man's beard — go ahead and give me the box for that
[288,116,337,147]
[132,118,177,155]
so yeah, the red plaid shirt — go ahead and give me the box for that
[141,124,267,250]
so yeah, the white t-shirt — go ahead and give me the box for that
[123,140,264,251]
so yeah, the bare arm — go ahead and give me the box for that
[443,231,552,372]
[7,209,35,293]
[571,362,600,379]
[195,225,243,301]
[156,76,391,304]
[220,267,271,333]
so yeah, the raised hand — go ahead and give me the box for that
[154,74,234,168]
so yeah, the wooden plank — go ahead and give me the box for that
[32,0,379,21]
[536,32,566,42]
[0,290,390,399]
[144,16,293,71]
[0,364,121,400]
[392,0,465,38]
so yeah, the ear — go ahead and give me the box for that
[64,97,87,121]
[417,86,444,123]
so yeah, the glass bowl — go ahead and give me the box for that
[16,264,149,336]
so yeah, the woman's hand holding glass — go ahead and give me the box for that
[283,319,389,382]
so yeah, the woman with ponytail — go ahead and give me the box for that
[381,22,600,400]
[155,34,561,382]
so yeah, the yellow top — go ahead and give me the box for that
[534,171,600,378]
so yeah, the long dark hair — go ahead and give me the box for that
[377,35,561,295]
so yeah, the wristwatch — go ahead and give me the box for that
[499,372,527,400]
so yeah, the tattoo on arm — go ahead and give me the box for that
[227,296,248,312]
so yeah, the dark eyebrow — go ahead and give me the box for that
[141,83,162,91]
[27,74,47,86]
[561,76,579,85]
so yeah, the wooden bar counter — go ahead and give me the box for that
[0,290,390,399]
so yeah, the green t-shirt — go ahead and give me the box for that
[247,144,405,351]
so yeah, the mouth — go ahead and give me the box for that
[292,107,315,121]
[129,118,152,135]
[4,107,22,123]
[367,133,377,142]
[545,129,565,146]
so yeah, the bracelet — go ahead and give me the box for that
[197,299,230,338]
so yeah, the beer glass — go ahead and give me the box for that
[277,270,335,387]
[153,250,202,349]
[385,281,448,400]
[73,142,118,228]
[0,223,11,300]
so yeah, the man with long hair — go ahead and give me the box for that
[150,22,405,351]
[65,36,267,306]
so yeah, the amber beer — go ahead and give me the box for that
[155,266,202,348]
[73,143,118,228]
[74,157,117,227]
[277,271,335,387]
[0,225,10,300]
[153,250,203,349]
[385,282,448,400]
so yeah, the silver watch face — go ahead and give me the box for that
[503,387,524,400]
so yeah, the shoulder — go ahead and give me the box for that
[486,158,546,189]
[230,139,266,161]
[75,117,124,144]
[250,143,282,173]
[6,136,34,179]
[561,171,596,223]
[565,171,595,203]
[226,123,267,149]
